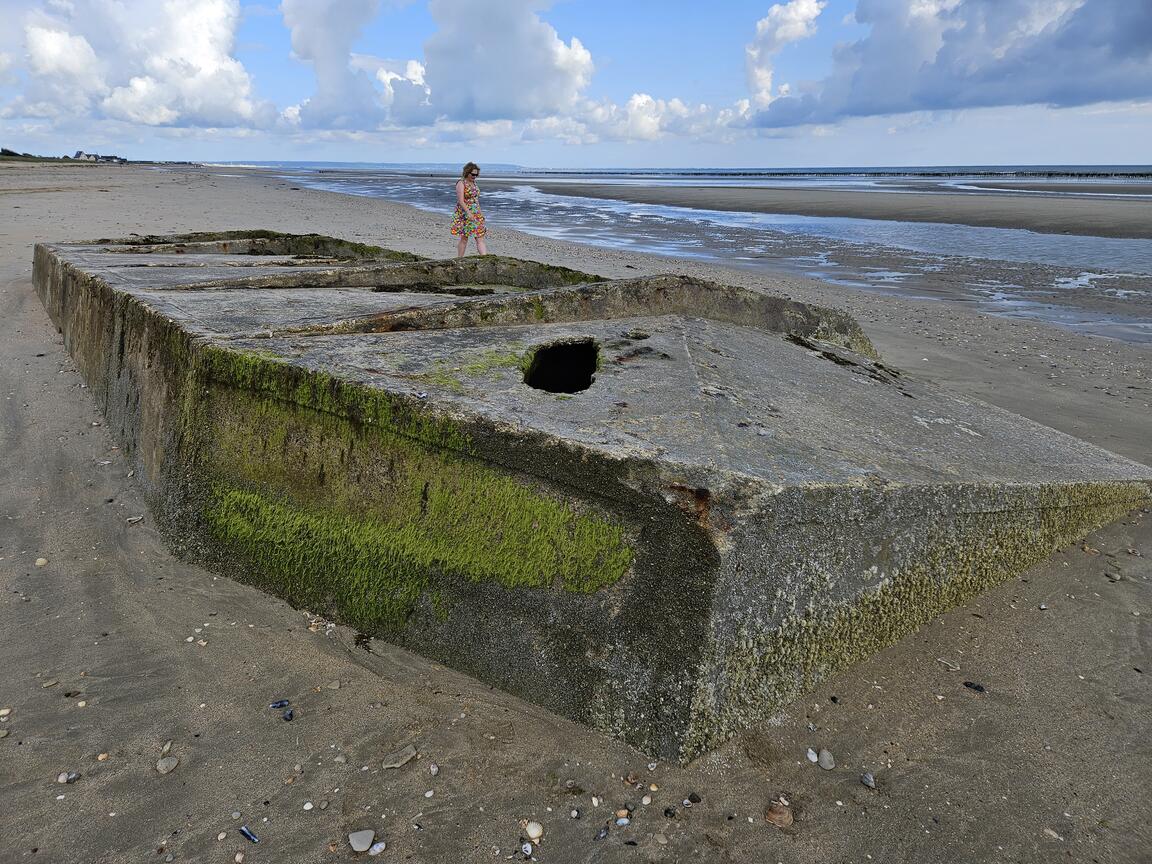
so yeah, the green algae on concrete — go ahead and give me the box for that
[194,352,633,631]
[409,347,530,393]
[205,482,632,632]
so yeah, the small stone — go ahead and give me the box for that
[0,708,12,718]
[963,681,986,693]
[35,558,48,566]
[368,841,387,856]
[569,808,580,819]
[521,842,533,856]
[861,771,877,789]
[164,855,174,863]
[156,756,179,774]
[303,802,313,811]
[594,826,609,841]
[231,811,241,820]
[97,752,109,761]
[687,792,702,804]
[57,771,80,784]
[326,680,341,690]
[76,700,87,708]
[348,829,376,852]
[217,832,226,841]
[185,637,194,643]
[616,817,631,827]
[0,730,8,738]
[615,808,631,819]
[429,762,439,777]
[424,789,434,798]
[334,754,347,764]
[161,740,172,756]
[319,800,329,810]
[806,748,818,763]
[641,795,652,806]
[663,807,677,819]
[646,761,658,771]
[42,679,59,688]
[524,821,543,841]
[765,801,793,828]
[381,744,417,769]
[655,833,669,845]
[818,749,835,770]
[234,854,244,864]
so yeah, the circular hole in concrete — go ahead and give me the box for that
[523,338,599,393]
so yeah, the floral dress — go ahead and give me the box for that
[450,179,486,238]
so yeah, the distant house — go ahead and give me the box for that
[72,151,126,163]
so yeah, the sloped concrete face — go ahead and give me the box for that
[33,232,1152,762]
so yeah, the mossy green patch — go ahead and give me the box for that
[408,347,528,393]
[196,354,633,630]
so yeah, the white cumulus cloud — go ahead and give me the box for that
[280,0,389,128]
[422,0,593,121]
[746,0,827,108]
[5,0,273,127]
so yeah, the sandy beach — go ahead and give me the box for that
[525,181,1152,239]
[1,162,1149,863]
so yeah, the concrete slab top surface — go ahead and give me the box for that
[222,314,1148,489]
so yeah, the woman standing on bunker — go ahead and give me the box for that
[451,162,487,257]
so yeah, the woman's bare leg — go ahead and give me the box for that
[476,236,488,255]
[457,235,467,257]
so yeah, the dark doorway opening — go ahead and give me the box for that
[523,338,599,393]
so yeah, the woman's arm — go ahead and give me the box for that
[455,180,466,209]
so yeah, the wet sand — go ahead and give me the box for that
[1,163,1150,863]
[527,181,1152,239]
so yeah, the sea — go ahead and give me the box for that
[204,163,1152,344]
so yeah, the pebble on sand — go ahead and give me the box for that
[381,744,417,769]
[806,748,818,763]
[348,829,376,852]
[861,771,877,789]
[818,749,835,770]
[35,558,48,566]
[368,841,387,856]
[155,756,179,775]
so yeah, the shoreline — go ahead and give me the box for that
[522,180,1152,239]
[1,162,1149,862]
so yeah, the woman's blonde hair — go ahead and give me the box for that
[461,161,480,180]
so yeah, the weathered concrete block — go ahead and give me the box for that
[33,232,1152,762]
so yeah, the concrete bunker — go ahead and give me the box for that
[523,338,599,393]
[31,231,1152,763]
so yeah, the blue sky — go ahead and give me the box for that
[1,0,1149,167]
